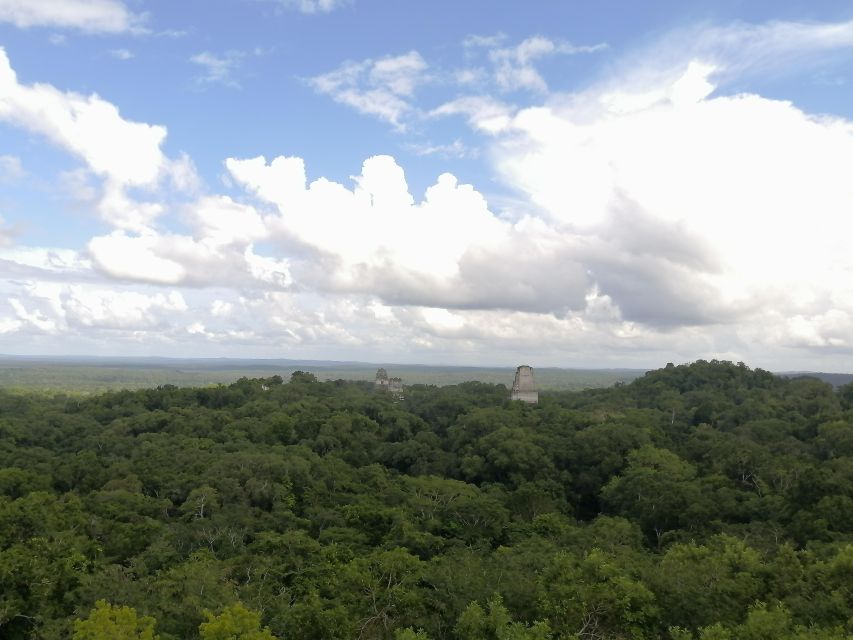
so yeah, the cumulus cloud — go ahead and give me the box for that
[0,0,143,33]
[87,195,289,288]
[481,55,853,345]
[2,19,853,370]
[199,56,853,341]
[224,154,586,312]
[0,49,165,186]
[224,21,853,359]
[0,48,195,230]
[308,51,428,128]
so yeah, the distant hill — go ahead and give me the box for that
[2,355,848,394]
[0,355,646,393]
[778,371,853,387]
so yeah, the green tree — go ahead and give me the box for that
[538,549,657,639]
[601,446,700,547]
[654,535,763,630]
[73,600,158,640]
[341,548,425,639]
[455,595,550,640]
[199,603,277,640]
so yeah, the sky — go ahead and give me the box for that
[1,1,853,370]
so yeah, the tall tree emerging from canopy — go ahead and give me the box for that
[73,601,159,640]
[199,603,277,640]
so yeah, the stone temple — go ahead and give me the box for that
[375,368,403,394]
[510,365,538,404]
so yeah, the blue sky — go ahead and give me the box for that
[1,0,853,370]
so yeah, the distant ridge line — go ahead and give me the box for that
[0,354,647,373]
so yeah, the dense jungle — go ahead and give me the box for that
[1,360,852,639]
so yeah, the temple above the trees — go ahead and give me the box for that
[375,368,403,395]
[511,365,538,403]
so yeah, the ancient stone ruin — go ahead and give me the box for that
[375,368,389,388]
[375,368,403,395]
[510,365,538,404]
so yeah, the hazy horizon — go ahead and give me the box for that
[0,352,850,375]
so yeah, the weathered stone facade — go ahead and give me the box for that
[375,368,404,396]
[510,365,538,403]
[375,368,390,388]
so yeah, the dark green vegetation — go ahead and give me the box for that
[0,356,644,393]
[1,360,852,639]
[781,371,853,388]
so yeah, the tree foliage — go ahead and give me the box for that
[0,361,850,639]
[73,600,159,640]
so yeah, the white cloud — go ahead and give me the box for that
[95,183,166,231]
[2,19,853,370]
[214,20,853,363]
[310,37,604,128]
[0,246,90,274]
[211,299,234,317]
[455,35,608,95]
[9,299,58,332]
[479,49,853,345]
[186,195,267,246]
[87,195,290,289]
[430,95,515,134]
[0,48,166,186]
[488,36,606,93]
[651,20,853,84]
[2,282,188,335]
[224,154,592,313]
[0,0,143,33]
[0,48,195,230]
[309,51,428,129]
[463,33,508,49]
[0,317,22,334]
[404,139,473,159]
[87,232,186,284]
[64,287,187,329]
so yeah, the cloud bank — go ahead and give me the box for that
[1,21,853,369]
